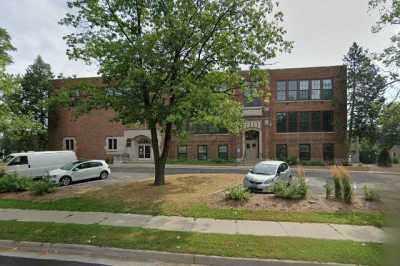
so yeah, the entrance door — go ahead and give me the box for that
[138,144,152,159]
[245,130,259,161]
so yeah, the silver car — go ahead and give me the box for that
[49,160,111,186]
[243,160,292,192]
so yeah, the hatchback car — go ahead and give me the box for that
[49,160,111,186]
[243,160,292,192]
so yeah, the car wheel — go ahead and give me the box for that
[99,171,109,180]
[60,176,72,186]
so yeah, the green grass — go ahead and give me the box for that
[0,198,385,227]
[167,159,238,165]
[0,220,384,266]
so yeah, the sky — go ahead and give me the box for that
[0,0,397,78]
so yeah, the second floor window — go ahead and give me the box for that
[276,79,333,101]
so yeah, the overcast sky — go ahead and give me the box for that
[0,0,397,78]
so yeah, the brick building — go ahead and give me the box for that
[49,65,347,163]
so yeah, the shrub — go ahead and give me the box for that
[273,176,308,200]
[0,173,32,193]
[324,182,332,199]
[333,175,342,200]
[300,160,325,166]
[224,185,250,202]
[377,149,392,167]
[360,151,377,164]
[287,155,298,166]
[30,178,57,196]
[363,185,381,202]
[342,175,353,204]
[392,157,399,164]
[0,166,5,177]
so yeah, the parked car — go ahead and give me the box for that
[4,151,77,178]
[49,160,111,186]
[243,160,292,192]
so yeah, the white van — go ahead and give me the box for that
[4,151,77,178]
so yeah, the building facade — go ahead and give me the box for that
[48,65,347,163]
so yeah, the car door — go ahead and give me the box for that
[7,156,31,177]
[87,162,103,178]
[71,162,92,181]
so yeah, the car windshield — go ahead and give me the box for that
[60,161,82,171]
[4,155,14,164]
[253,163,278,175]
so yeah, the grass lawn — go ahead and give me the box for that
[167,159,238,166]
[0,174,384,227]
[0,220,384,266]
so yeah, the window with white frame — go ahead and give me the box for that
[64,138,76,151]
[107,138,118,151]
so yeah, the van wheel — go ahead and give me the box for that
[99,171,109,180]
[60,176,72,186]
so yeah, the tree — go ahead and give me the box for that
[59,0,292,185]
[380,102,400,149]
[4,56,54,150]
[0,28,46,154]
[369,0,400,100]
[344,42,387,145]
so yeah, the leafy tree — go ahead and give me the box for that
[369,0,400,100]
[4,56,54,150]
[379,102,400,148]
[0,28,46,154]
[344,42,386,145]
[59,0,292,185]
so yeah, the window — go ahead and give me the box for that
[288,80,297,100]
[126,139,132,147]
[311,80,321,100]
[191,124,228,134]
[299,112,310,132]
[299,80,309,100]
[288,112,297,132]
[198,145,208,160]
[64,138,75,151]
[322,111,334,131]
[76,162,91,170]
[244,82,262,107]
[278,163,289,174]
[277,81,286,101]
[107,138,118,150]
[323,144,335,161]
[322,79,333,99]
[177,145,188,160]
[311,112,321,132]
[88,161,103,168]
[276,112,287,132]
[218,144,229,160]
[8,156,28,166]
[276,144,288,161]
[299,144,311,161]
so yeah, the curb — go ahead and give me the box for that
[0,240,362,266]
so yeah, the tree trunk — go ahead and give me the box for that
[150,122,172,186]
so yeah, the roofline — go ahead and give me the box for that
[52,65,346,82]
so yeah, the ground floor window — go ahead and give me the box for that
[198,145,208,160]
[218,144,229,160]
[276,144,288,161]
[299,144,311,161]
[64,138,75,151]
[107,138,118,150]
[177,145,188,160]
[323,143,335,161]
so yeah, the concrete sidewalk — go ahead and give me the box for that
[0,208,384,243]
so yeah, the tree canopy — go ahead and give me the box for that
[59,0,292,185]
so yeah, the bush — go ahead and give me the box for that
[224,185,250,202]
[360,151,377,164]
[299,160,325,166]
[0,173,32,193]
[273,176,308,200]
[363,185,380,202]
[342,176,353,204]
[331,166,352,203]
[287,155,298,166]
[324,182,332,199]
[30,178,57,196]
[377,149,392,167]
[0,166,5,177]
[392,157,399,164]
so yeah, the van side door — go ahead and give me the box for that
[7,156,31,177]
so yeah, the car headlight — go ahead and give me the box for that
[263,179,273,184]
